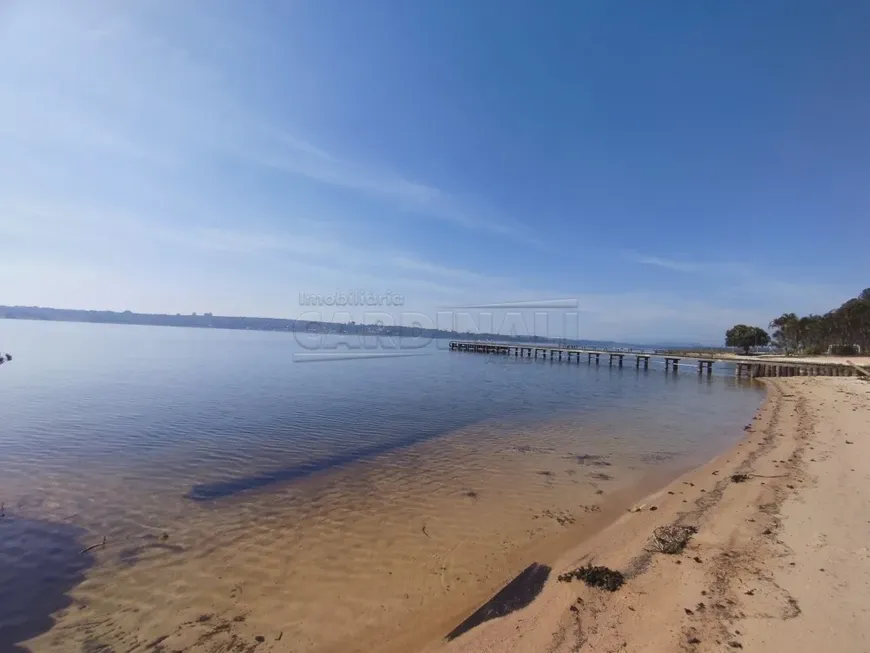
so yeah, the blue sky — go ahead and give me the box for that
[0,1,867,343]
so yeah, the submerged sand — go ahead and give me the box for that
[434,376,870,652]
[3,416,699,653]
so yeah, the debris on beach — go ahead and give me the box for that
[731,474,750,483]
[568,453,612,467]
[543,509,575,526]
[558,564,625,592]
[80,535,107,554]
[648,525,698,554]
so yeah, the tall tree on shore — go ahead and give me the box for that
[766,288,870,355]
[769,313,799,352]
[725,324,771,354]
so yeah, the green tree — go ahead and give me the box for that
[725,324,771,354]
[769,312,799,352]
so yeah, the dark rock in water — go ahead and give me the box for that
[558,564,624,592]
[445,563,551,641]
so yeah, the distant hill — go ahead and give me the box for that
[0,305,649,349]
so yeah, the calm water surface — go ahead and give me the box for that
[0,320,764,651]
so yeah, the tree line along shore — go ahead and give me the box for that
[726,288,869,355]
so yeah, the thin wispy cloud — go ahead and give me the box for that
[626,251,851,318]
[0,2,520,240]
[250,133,522,236]
[391,256,511,285]
[630,254,700,273]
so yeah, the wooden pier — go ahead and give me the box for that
[448,341,866,378]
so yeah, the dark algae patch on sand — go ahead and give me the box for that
[445,563,551,641]
[558,564,625,591]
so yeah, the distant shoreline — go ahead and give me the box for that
[0,306,699,350]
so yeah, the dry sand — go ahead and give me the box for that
[432,376,870,653]
[673,351,870,367]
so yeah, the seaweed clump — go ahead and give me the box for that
[648,524,698,554]
[558,564,624,592]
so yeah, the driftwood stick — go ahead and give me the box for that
[846,360,870,377]
[81,536,107,554]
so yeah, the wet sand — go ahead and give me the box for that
[434,376,870,652]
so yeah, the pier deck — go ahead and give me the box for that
[448,341,865,378]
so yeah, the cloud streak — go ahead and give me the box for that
[630,254,700,273]
[1,2,521,240]
[248,131,523,236]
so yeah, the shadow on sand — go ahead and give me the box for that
[446,563,551,641]
[0,515,93,652]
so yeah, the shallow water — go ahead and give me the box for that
[0,321,764,651]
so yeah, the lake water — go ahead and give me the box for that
[0,320,764,652]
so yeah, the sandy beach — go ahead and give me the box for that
[433,376,870,653]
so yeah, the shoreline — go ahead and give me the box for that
[429,376,869,652]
